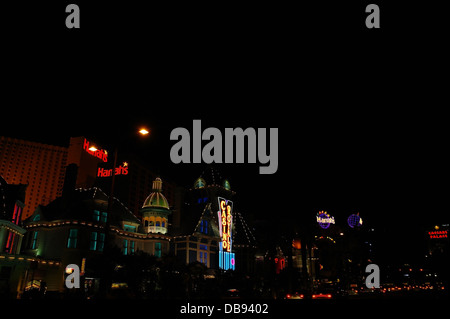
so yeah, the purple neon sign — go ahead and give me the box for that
[316,211,335,229]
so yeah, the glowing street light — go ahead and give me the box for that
[139,128,150,135]
[88,145,98,152]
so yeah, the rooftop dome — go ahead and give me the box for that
[142,178,170,210]
[194,166,231,191]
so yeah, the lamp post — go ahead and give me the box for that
[98,127,150,297]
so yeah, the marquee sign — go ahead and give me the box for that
[83,138,108,162]
[316,211,335,229]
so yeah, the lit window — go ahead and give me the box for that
[200,220,208,234]
[155,242,161,258]
[101,212,107,223]
[200,251,208,265]
[67,229,78,248]
[93,210,100,222]
[90,232,98,251]
[124,225,136,232]
[31,231,38,249]
[130,241,135,255]
[98,233,105,252]
[123,239,128,255]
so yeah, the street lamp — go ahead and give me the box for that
[107,127,150,209]
[99,127,150,297]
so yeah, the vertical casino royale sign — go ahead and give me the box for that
[217,197,235,270]
[218,197,233,252]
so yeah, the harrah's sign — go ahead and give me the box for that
[83,138,108,162]
[97,163,129,178]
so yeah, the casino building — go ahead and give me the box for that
[0,175,62,298]
[17,166,257,295]
[1,134,258,296]
[21,177,172,294]
[174,167,257,273]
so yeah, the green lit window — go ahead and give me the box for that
[123,239,128,255]
[31,231,38,249]
[67,229,78,248]
[155,242,161,258]
[98,233,105,252]
[130,241,135,255]
[124,225,136,232]
[93,210,100,222]
[101,212,108,223]
[90,232,98,251]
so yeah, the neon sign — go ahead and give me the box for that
[347,213,363,228]
[218,197,233,252]
[83,138,108,162]
[316,211,335,229]
[218,197,235,270]
[97,162,129,177]
[428,230,447,239]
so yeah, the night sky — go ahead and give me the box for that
[2,1,448,266]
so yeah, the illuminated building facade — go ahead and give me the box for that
[425,224,449,287]
[175,167,256,272]
[0,136,68,220]
[0,175,61,298]
[0,175,26,255]
[141,178,171,235]
[0,136,112,221]
[94,153,181,221]
[21,177,172,294]
[66,136,107,189]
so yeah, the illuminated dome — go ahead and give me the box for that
[194,177,206,189]
[223,179,231,190]
[141,178,171,235]
[194,166,232,191]
[142,178,169,209]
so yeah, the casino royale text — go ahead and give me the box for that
[170,120,278,174]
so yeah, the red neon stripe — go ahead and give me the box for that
[5,232,13,250]
[12,205,18,223]
[15,207,23,224]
